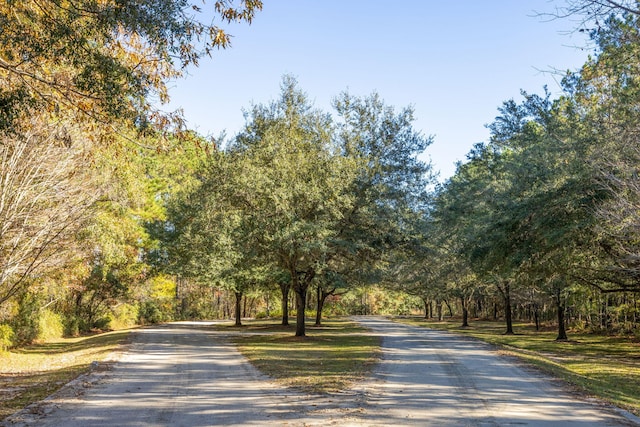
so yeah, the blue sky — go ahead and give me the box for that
[167,1,591,180]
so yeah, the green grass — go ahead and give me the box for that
[395,317,640,415]
[0,330,130,420]
[231,318,381,393]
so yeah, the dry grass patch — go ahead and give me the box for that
[0,330,130,419]
[232,318,380,393]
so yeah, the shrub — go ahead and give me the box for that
[138,301,164,325]
[255,308,282,319]
[0,324,14,351]
[92,317,111,330]
[11,292,41,346]
[110,303,138,330]
[38,309,64,341]
[63,316,80,337]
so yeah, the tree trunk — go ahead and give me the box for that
[234,291,243,326]
[556,289,568,341]
[423,298,429,319]
[293,269,315,337]
[315,286,336,326]
[279,281,290,326]
[295,287,307,336]
[315,286,324,326]
[461,296,469,327]
[436,300,443,321]
[445,300,453,317]
[307,289,313,310]
[216,290,222,319]
[242,294,247,318]
[502,282,514,335]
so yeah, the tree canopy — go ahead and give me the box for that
[0,0,262,131]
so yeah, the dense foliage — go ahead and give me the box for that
[161,76,434,336]
[417,5,640,340]
[3,0,640,346]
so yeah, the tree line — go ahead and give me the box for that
[2,0,640,347]
[0,0,263,346]
[405,1,640,340]
[157,76,433,336]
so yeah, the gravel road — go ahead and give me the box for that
[2,317,638,426]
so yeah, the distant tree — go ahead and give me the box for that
[332,91,435,317]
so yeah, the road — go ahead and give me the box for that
[2,317,638,426]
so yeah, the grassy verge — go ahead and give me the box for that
[0,330,130,420]
[395,317,640,415]
[231,318,381,393]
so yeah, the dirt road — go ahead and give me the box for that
[3,318,638,426]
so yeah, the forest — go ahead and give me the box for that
[1,0,640,348]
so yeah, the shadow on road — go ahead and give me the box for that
[3,318,638,426]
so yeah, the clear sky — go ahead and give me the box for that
[167,1,592,180]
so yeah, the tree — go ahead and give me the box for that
[164,77,436,336]
[0,0,262,131]
[434,142,522,334]
[331,91,435,317]
[161,149,262,326]
[0,113,97,307]
[556,1,640,24]
[563,12,640,295]
[232,77,352,337]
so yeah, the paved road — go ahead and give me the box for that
[3,318,638,426]
[351,317,637,426]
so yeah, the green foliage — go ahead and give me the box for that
[418,10,640,339]
[329,286,422,316]
[92,317,112,331]
[0,0,262,130]
[11,292,41,346]
[63,316,81,338]
[37,309,64,341]
[71,265,130,333]
[0,0,263,339]
[138,301,165,325]
[255,308,282,320]
[161,76,435,335]
[110,303,139,330]
[0,323,14,351]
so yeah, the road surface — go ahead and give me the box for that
[3,317,638,426]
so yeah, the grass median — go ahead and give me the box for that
[231,318,381,393]
[395,317,640,416]
[0,330,130,420]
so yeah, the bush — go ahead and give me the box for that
[138,301,164,325]
[11,292,41,346]
[110,303,138,330]
[38,309,64,341]
[0,323,14,351]
[63,316,80,337]
[92,317,111,330]
[255,308,282,319]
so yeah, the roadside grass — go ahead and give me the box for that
[230,318,381,394]
[0,330,130,420]
[395,317,640,415]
